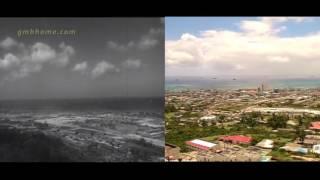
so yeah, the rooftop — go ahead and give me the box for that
[219,135,252,144]
[186,139,217,151]
[310,122,320,130]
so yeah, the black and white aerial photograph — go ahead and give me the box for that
[0,18,164,162]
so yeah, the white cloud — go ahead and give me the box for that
[9,63,42,80]
[240,20,273,35]
[267,56,290,63]
[0,53,20,69]
[260,17,310,24]
[166,17,320,77]
[91,61,119,78]
[166,49,196,65]
[0,37,18,49]
[240,17,311,36]
[181,33,197,41]
[0,39,75,81]
[122,59,141,69]
[31,42,56,63]
[137,28,162,50]
[107,41,135,52]
[235,64,245,70]
[54,42,75,67]
[107,28,163,51]
[73,61,87,73]
[138,38,158,50]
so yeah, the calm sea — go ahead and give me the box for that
[0,97,164,114]
[166,77,320,91]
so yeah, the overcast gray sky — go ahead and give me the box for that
[0,18,164,99]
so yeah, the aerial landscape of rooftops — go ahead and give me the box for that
[165,17,320,162]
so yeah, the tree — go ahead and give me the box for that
[240,113,258,127]
[268,113,288,129]
[295,116,306,144]
[217,114,226,127]
[217,114,226,123]
[165,104,177,113]
[200,121,207,127]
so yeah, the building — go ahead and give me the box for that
[280,143,308,154]
[260,155,272,162]
[310,122,320,131]
[299,135,320,147]
[312,144,320,154]
[200,115,217,121]
[186,139,217,151]
[256,139,274,149]
[198,115,217,126]
[218,135,252,144]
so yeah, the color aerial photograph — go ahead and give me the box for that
[0,18,164,162]
[165,17,320,162]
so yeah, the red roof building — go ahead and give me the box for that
[310,122,320,130]
[219,135,252,144]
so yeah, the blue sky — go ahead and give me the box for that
[166,17,320,40]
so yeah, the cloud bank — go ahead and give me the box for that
[166,17,320,77]
[0,37,74,81]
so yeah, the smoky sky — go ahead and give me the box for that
[0,18,164,99]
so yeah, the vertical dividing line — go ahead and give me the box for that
[126,20,129,117]
[126,21,129,104]
[124,19,129,123]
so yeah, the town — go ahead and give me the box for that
[0,111,164,162]
[165,84,320,161]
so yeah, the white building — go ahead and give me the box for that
[198,115,217,126]
[186,139,217,151]
[256,139,274,149]
[312,144,320,154]
[200,115,217,121]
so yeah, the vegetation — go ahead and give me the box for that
[217,114,226,123]
[165,104,177,113]
[166,95,320,160]
[240,112,261,127]
[267,113,288,129]
[165,115,228,152]
[295,116,306,144]
[269,148,294,161]
[0,128,85,162]
[166,109,299,154]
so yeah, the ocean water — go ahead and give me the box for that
[0,98,164,162]
[166,77,320,91]
[0,97,164,113]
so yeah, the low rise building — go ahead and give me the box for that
[280,143,308,154]
[186,139,217,151]
[198,115,217,126]
[256,139,274,149]
[219,135,252,144]
[310,121,320,131]
[299,135,320,147]
[312,144,320,154]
